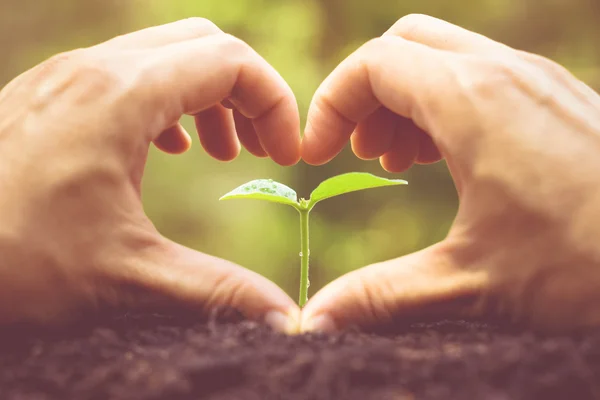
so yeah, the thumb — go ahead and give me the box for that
[300,242,488,333]
[117,238,301,334]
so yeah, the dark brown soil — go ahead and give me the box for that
[1,312,599,400]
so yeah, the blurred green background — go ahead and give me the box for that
[2,0,599,300]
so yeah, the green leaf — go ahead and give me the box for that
[308,172,407,208]
[219,179,300,208]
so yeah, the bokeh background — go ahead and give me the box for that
[2,0,599,301]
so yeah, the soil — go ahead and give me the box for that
[1,311,599,400]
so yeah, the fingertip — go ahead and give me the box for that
[278,126,302,166]
[216,147,241,162]
[379,141,418,173]
[211,139,241,161]
[276,155,301,167]
[195,105,241,162]
[415,131,443,164]
[351,135,388,161]
[153,124,193,155]
[379,119,421,172]
[300,313,338,333]
[269,134,301,166]
[265,307,302,334]
[350,108,398,160]
[203,138,241,162]
[300,98,356,165]
[300,127,347,166]
[232,109,269,158]
[299,273,357,333]
[300,138,328,165]
[379,155,413,173]
[252,96,302,166]
[134,240,301,329]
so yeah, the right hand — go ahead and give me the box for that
[300,14,600,333]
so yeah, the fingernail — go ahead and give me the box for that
[264,309,300,335]
[301,314,337,333]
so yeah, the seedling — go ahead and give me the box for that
[220,172,407,307]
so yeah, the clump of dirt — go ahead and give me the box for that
[1,312,599,400]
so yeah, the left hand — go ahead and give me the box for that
[0,18,301,332]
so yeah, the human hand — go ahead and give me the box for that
[300,14,600,333]
[0,18,301,332]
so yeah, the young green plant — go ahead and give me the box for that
[220,172,407,307]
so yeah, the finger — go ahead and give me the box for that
[385,15,600,152]
[385,14,509,54]
[350,107,397,160]
[387,14,598,105]
[127,240,301,334]
[100,18,222,50]
[194,104,241,162]
[379,118,420,173]
[416,129,443,164]
[141,34,301,166]
[300,243,487,333]
[153,124,192,154]
[388,15,600,109]
[233,109,268,157]
[302,36,450,165]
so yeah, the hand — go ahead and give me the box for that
[0,18,301,333]
[300,14,600,333]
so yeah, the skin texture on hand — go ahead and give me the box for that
[301,14,600,334]
[0,18,302,333]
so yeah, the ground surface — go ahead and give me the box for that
[1,312,599,400]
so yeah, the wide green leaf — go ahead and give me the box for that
[308,172,407,208]
[219,179,300,208]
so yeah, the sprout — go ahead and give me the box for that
[220,172,407,307]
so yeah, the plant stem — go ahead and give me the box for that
[298,208,310,307]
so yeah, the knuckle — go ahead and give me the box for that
[362,36,386,51]
[462,55,529,95]
[397,13,430,25]
[75,56,118,82]
[360,36,393,61]
[179,17,222,35]
[65,56,124,97]
[351,272,395,323]
[205,269,250,313]
[491,58,552,100]
[487,58,523,84]
[218,33,252,54]
[392,13,430,37]
[519,52,554,69]
[41,48,118,85]
[30,49,127,115]
[34,49,85,82]
[213,34,255,70]
[45,49,83,66]
[518,51,572,79]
